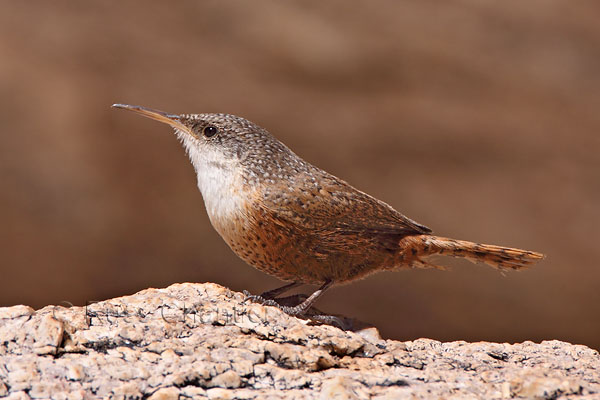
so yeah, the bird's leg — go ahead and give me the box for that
[261,282,303,299]
[243,281,302,304]
[264,280,333,316]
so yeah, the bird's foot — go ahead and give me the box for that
[260,301,310,316]
[243,280,332,317]
[242,290,269,304]
[243,291,309,315]
[308,314,347,329]
[241,292,281,308]
[242,290,353,330]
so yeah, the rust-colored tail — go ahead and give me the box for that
[399,235,544,271]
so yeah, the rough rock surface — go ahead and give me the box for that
[1,283,598,399]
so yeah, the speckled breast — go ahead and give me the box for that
[208,201,307,283]
[210,200,400,285]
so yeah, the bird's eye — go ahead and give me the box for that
[203,126,218,138]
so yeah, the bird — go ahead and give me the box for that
[112,104,544,316]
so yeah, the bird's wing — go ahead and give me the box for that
[261,173,431,238]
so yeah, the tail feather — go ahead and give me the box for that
[399,235,544,271]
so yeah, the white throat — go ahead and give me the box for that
[177,132,247,225]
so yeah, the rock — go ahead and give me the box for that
[147,386,182,400]
[0,282,598,399]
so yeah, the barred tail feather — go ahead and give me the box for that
[400,235,544,271]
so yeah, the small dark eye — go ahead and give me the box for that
[203,126,218,137]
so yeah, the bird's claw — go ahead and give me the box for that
[242,290,262,303]
[242,290,307,315]
[243,290,275,306]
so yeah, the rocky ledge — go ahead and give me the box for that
[0,283,598,399]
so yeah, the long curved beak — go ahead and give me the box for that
[112,104,191,133]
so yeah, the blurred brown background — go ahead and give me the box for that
[1,1,599,349]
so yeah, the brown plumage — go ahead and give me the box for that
[397,235,544,271]
[113,104,545,315]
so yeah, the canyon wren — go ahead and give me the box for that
[113,104,544,316]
